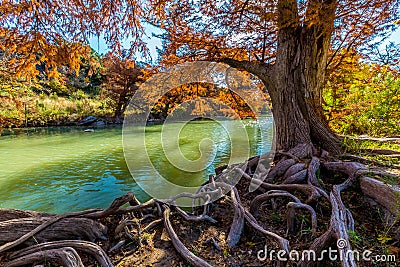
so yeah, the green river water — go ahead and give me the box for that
[0,118,273,213]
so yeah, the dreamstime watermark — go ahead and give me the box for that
[122,61,275,206]
[257,239,396,263]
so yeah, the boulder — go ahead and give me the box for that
[92,120,106,126]
[78,116,97,126]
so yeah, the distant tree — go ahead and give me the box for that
[0,0,148,79]
[101,53,144,123]
[324,50,400,136]
[366,42,400,69]
[151,82,264,120]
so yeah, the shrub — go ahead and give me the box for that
[324,64,400,137]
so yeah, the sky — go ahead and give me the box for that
[89,25,400,64]
[89,23,164,63]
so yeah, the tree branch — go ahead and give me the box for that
[219,58,274,87]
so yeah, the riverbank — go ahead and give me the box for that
[0,93,116,129]
[0,122,118,137]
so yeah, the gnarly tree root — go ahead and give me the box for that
[230,187,291,254]
[244,144,399,267]
[5,247,84,267]
[163,206,213,267]
[286,202,318,236]
[226,188,245,248]
[250,190,301,215]
[359,176,400,215]
[9,240,113,267]
[0,216,107,250]
[0,143,399,267]
[341,154,400,168]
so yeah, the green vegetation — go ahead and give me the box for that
[341,138,400,169]
[324,58,400,137]
[0,50,146,128]
[0,75,114,128]
[341,138,400,152]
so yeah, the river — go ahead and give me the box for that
[0,118,273,213]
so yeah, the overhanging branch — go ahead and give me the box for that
[219,58,275,87]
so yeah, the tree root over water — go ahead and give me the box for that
[0,144,399,267]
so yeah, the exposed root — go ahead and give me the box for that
[322,161,367,175]
[84,192,137,219]
[5,247,84,267]
[283,162,306,179]
[299,160,368,267]
[0,216,107,251]
[283,169,307,184]
[174,206,217,224]
[0,143,398,267]
[266,158,296,181]
[0,210,48,222]
[359,176,400,215]
[277,150,300,162]
[286,202,318,236]
[250,191,301,215]
[163,206,212,267]
[252,180,329,203]
[226,189,245,248]
[307,156,321,187]
[203,237,222,252]
[9,241,113,267]
[228,187,291,254]
[341,153,399,168]
[244,210,290,254]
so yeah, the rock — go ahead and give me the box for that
[92,120,106,126]
[78,116,97,126]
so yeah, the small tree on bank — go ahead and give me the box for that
[101,53,144,123]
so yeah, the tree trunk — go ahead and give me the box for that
[267,0,340,154]
[114,92,127,124]
[221,1,341,154]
